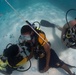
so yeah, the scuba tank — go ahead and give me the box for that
[0,43,31,73]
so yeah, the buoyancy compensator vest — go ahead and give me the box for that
[62,25,76,48]
[31,28,47,59]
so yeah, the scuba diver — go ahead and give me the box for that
[61,20,76,48]
[18,25,76,75]
[0,44,33,75]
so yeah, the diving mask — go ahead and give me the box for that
[20,35,31,42]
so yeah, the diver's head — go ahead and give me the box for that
[21,25,33,34]
[70,20,76,27]
[3,44,19,58]
[20,25,33,42]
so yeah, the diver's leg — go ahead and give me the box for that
[61,64,75,75]
[55,25,63,31]
[49,49,75,75]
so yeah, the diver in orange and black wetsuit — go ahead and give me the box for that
[19,25,75,75]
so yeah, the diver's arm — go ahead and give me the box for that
[55,24,63,31]
[61,23,69,42]
[27,49,33,60]
[44,43,50,67]
[41,43,50,72]
[38,33,51,72]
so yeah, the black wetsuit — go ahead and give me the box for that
[38,49,64,71]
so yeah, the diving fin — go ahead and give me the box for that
[40,20,62,31]
[40,20,56,28]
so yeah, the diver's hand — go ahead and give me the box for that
[40,65,49,73]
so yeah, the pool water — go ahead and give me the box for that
[0,0,76,75]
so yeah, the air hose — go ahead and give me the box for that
[66,8,76,27]
[16,47,32,72]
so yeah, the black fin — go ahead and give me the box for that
[40,20,55,27]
